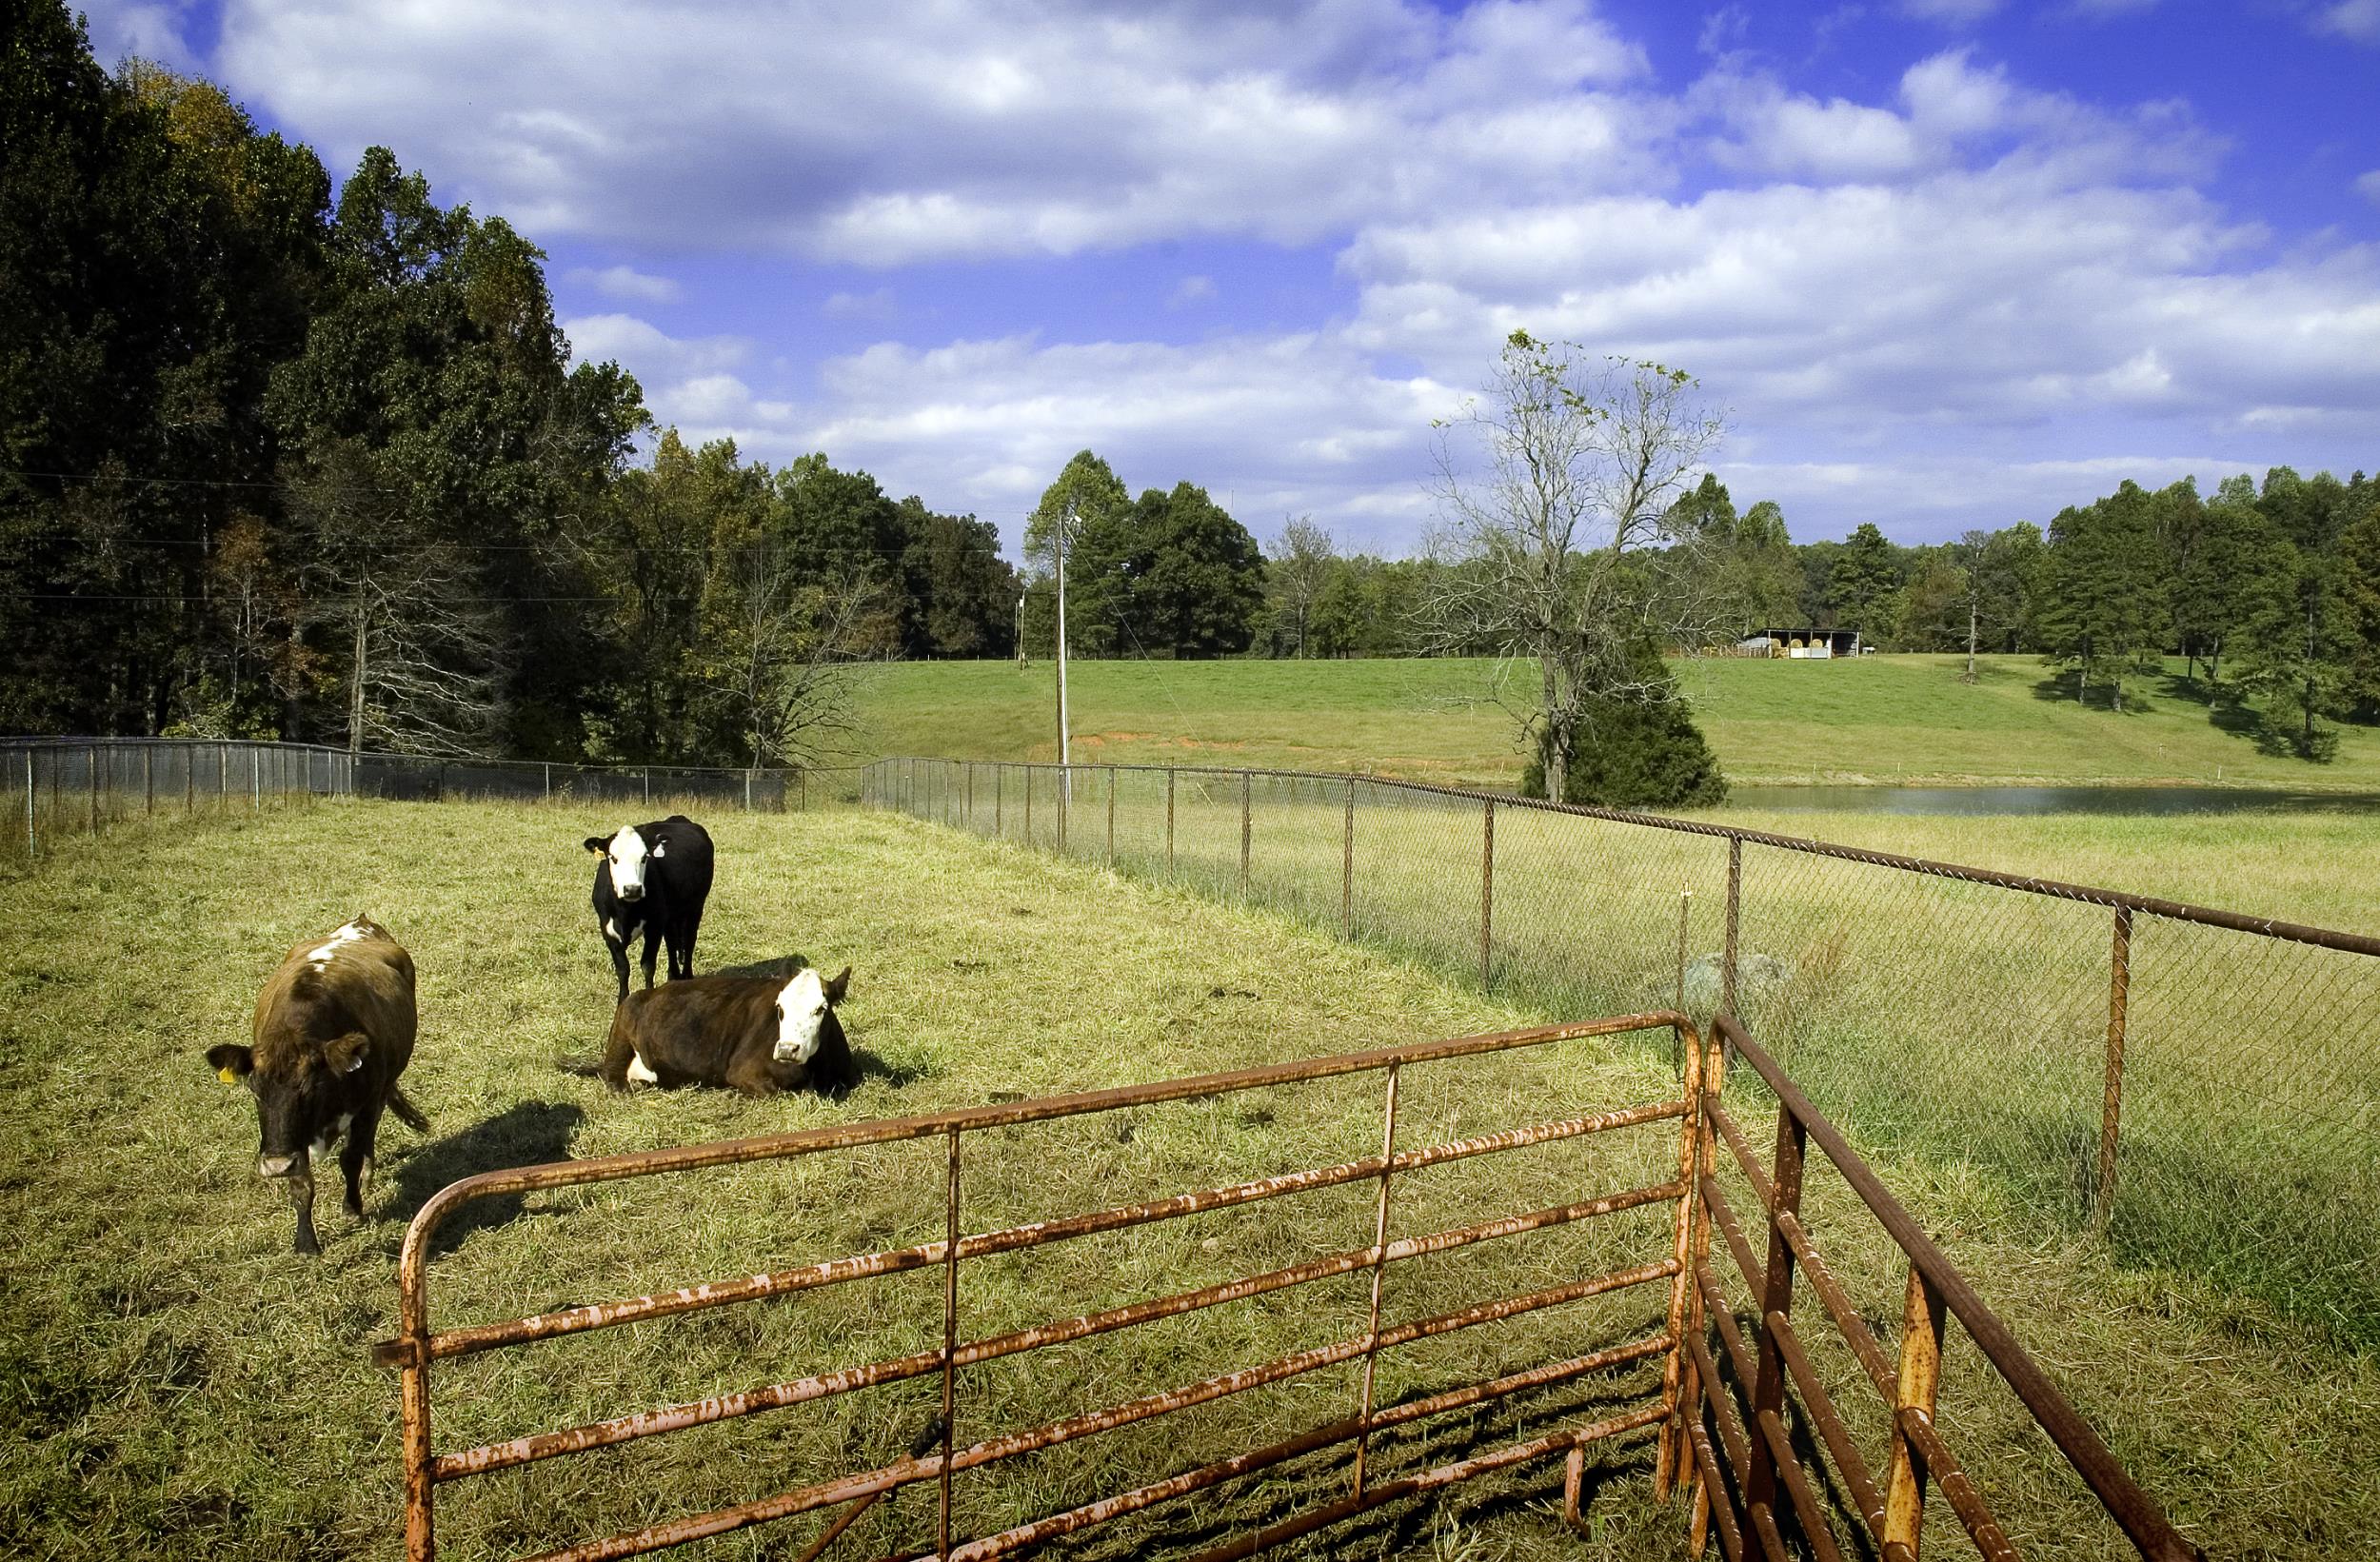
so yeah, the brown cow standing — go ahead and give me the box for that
[206,915,427,1255]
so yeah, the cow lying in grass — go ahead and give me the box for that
[206,915,428,1255]
[601,962,858,1098]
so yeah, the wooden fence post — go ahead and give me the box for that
[89,744,101,834]
[2095,905,2132,1233]
[1881,1262,1948,1555]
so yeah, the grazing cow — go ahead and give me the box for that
[585,815,715,1004]
[602,963,858,1098]
[205,916,427,1256]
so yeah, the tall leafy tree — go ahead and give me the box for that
[1263,516,1335,658]
[2339,502,2380,722]
[1124,483,1266,658]
[1824,523,1900,640]
[1021,450,1133,657]
[2034,482,2171,711]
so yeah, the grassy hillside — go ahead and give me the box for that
[5,801,2371,1558]
[843,654,2380,791]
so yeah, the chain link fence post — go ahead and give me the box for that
[1239,771,1251,897]
[1723,838,1742,1024]
[1479,796,1495,989]
[2095,905,2132,1233]
[23,749,34,860]
[1342,776,1355,940]
[1165,768,1175,873]
[89,744,101,835]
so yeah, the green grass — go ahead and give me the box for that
[843,654,2380,791]
[887,761,2379,1352]
[7,800,2373,1559]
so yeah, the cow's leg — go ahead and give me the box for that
[639,925,661,991]
[668,917,696,981]
[724,1053,782,1097]
[605,934,631,1006]
[287,1171,320,1256]
[341,1105,384,1217]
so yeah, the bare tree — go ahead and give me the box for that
[1265,516,1335,658]
[288,443,506,758]
[697,546,883,778]
[1423,331,1726,801]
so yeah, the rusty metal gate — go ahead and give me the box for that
[375,1014,1708,1561]
[1681,1016,2203,1562]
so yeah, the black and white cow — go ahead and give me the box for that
[584,814,715,1004]
[601,963,858,1098]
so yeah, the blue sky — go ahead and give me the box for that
[82,0,2380,556]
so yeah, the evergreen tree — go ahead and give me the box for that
[1518,634,1726,808]
[2035,483,2170,711]
[1824,524,1900,639]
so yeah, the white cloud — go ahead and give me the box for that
[1169,275,1219,308]
[213,0,1658,262]
[75,1,205,71]
[2358,169,2380,206]
[2313,0,2380,43]
[565,265,680,305]
[1901,0,2003,23]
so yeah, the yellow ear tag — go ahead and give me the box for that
[218,1067,239,1084]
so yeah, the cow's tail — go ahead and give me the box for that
[387,1086,431,1134]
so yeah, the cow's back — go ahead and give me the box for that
[617,973,771,1077]
[254,919,418,1070]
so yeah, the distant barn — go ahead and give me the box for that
[1735,628,1863,659]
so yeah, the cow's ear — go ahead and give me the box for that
[584,837,608,855]
[651,839,668,859]
[206,1044,253,1084]
[823,966,852,1005]
[322,1034,368,1076]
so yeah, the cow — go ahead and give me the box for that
[585,815,715,1005]
[204,915,427,1256]
[601,962,858,1099]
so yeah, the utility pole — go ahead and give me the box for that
[1015,590,1027,670]
[1055,503,1073,802]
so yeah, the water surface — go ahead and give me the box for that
[1723,785,2380,817]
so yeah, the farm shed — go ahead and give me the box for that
[1736,627,1863,659]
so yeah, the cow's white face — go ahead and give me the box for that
[772,969,830,1064]
[605,826,651,901]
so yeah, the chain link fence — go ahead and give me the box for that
[1,737,866,871]
[868,757,2380,1351]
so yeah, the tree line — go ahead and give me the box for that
[1251,467,2380,763]
[2,7,1017,766]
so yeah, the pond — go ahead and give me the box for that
[1720,785,2380,817]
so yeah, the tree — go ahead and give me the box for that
[2231,468,2355,759]
[694,545,882,775]
[1825,524,1900,640]
[2340,504,2380,722]
[897,499,1017,658]
[1423,330,1727,801]
[1264,517,1335,658]
[1021,451,1132,657]
[1891,550,1966,652]
[1124,483,1266,658]
[1518,633,1726,808]
[1948,527,2029,681]
[2035,483,2171,711]
[1666,473,1738,542]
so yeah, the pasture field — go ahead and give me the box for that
[1,799,2374,1561]
[898,762,2380,1348]
[843,653,2380,790]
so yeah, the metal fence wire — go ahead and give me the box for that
[0,738,867,870]
[865,758,2380,1352]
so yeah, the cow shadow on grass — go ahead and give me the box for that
[382,1100,587,1256]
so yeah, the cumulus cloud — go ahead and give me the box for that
[212,0,1656,262]
[76,1,205,71]
[2313,0,2380,43]
[565,265,681,305]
